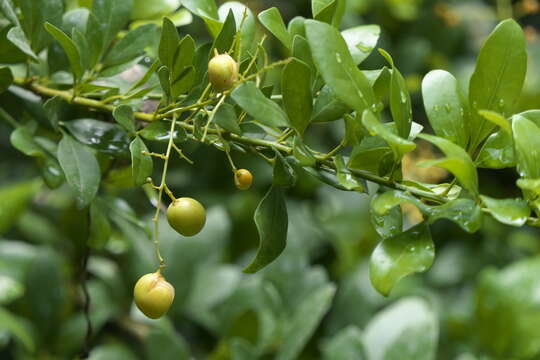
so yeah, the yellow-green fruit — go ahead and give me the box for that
[133,272,175,319]
[166,197,206,236]
[208,53,238,92]
[234,169,253,190]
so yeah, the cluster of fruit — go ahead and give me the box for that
[133,54,252,319]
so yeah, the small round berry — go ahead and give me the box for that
[166,197,206,236]
[234,169,253,190]
[134,272,175,319]
[208,53,238,92]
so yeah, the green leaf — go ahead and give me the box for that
[417,133,478,196]
[371,203,403,239]
[422,70,468,148]
[146,322,191,360]
[334,155,365,192]
[512,114,540,179]
[92,0,133,52]
[7,26,39,60]
[370,222,434,296]
[57,134,100,208]
[103,24,156,66]
[0,275,24,305]
[311,0,337,24]
[363,297,438,360]
[379,49,411,138]
[342,25,380,65]
[258,7,291,49]
[322,326,366,360]
[282,58,312,135]
[0,67,13,93]
[158,17,180,69]
[476,130,515,169]
[44,22,83,80]
[64,118,130,156]
[469,19,527,151]
[480,195,530,227]
[214,103,241,134]
[479,110,511,135]
[129,136,153,186]
[348,136,392,174]
[0,307,35,352]
[158,65,172,102]
[292,136,316,167]
[170,35,196,98]
[88,198,111,249]
[311,85,350,123]
[305,20,375,114]
[213,9,236,54]
[85,13,104,68]
[181,0,220,37]
[113,105,136,133]
[276,284,336,360]
[139,121,186,142]
[291,35,315,74]
[243,186,288,273]
[18,0,63,52]
[273,150,296,187]
[231,82,289,129]
[362,110,415,160]
[72,27,90,72]
[0,0,20,27]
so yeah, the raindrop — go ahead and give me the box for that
[433,105,441,112]
[444,104,451,113]
[472,101,478,109]
[400,91,407,104]
[408,246,416,252]
[498,99,505,108]
[459,108,465,117]
[335,53,342,64]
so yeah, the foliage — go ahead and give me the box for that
[1,0,540,359]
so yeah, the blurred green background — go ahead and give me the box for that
[3,0,540,359]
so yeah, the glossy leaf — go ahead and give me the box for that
[480,195,530,227]
[334,155,365,192]
[0,307,35,352]
[213,10,236,54]
[512,115,540,179]
[64,118,130,156]
[311,0,337,24]
[258,7,291,49]
[218,2,256,60]
[291,35,315,74]
[417,133,478,196]
[57,134,100,208]
[0,0,20,27]
[362,110,415,160]
[18,0,63,52]
[44,22,83,80]
[158,17,180,69]
[469,19,527,150]
[0,180,41,235]
[370,222,434,296]
[311,85,350,123]
[379,49,411,138]
[243,186,288,273]
[342,25,380,65]
[282,58,312,135]
[348,136,392,174]
[322,326,366,360]
[306,20,375,114]
[129,136,153,186]
[476,130,515,169]
[363,297,438,360]
[292,136,316,167]
[7,26,38,60]
[181,0,220,37]
[231,82,289,129]
[479,110,511,135]
[422,70,468,148]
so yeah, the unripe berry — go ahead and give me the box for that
[234,169,253,190]
[134,272,175,319]
[208,53,238,92]
[166,197,206,236]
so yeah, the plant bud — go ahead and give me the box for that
[234,169,253,190]
[208,53,238,92]
[134,272,175,319]
[166,197,206,236]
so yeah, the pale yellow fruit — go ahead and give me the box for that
[134,272,175,319]
[208,53,238,92]
[166,197,206,236]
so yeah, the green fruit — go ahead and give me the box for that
[208,53,238,92]
[166,197,206,236]
[133,272,175,319]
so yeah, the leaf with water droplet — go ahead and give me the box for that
[370,222,434,296]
